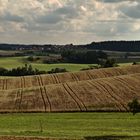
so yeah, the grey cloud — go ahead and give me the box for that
[99,0,130,3]
[36,5,80,24]
[37,13,62,24]
[0,0,140,44]
[55,6,79,18]
[121,4,140,19]
[0,12,24,22]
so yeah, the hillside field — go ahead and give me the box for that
[0,57,91,72]
[0,65,140,112]
[0,64,140,139]
[0,113,139,139]
[0,56,137,72]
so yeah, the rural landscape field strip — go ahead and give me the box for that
[63,83,86,111]
[1,65,140,90]
[14,90,21,111]
[102,80,127,111]
[86,81,107,106]
[114,77,137,97]
[36,75,51,112]
[89,80,121,111]
[39,75,52,112]
[18,77,25,110]
[0,113,140,139]
[66,83,87,111]
[62,83,82,111]
[1,65,140,112]
[47,84,80,112]
[0,73,140,112]
[2,78,7,90]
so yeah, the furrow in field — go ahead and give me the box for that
[63,83,82,111]
[5,79,7,90]
[36,76,47,111]
[18,77,24,110]
[113,77,140,100]
[43,86,52,112]
[89,79,124,111]
[2,79,5,90]
[0,80,3,90]
[94,80,122,111]
[86,71,93,79]
[66,83,87,111]
[51,74,57,84]
[103,80,128,111]
[87,80,120,111]
[53,74,60,84]
[14,90,20,111]
[1,65,140,90]
[87,81,106,104]
[71,73,79,81]
[1,71,140,112]
[55,74,61,83]
[2,79,4,90]
[39,75,52,112]
[115,77,136,93]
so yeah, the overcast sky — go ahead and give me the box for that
[0,0,140,44]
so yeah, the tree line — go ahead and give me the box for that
[87,41,140,52]
[61,50,108,64]
[0,64,68,76]
[61,50,117,68]
[1,41,140,52]
[0,64,46,76]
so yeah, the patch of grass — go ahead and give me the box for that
[0,56,138,72]
[0,113,139,139]
[0,57,91,72]
[31,63,91,72]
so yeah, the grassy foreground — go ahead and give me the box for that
[0,113,139,139]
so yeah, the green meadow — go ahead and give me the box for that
[0,57,91,72]
[0,113,139,139]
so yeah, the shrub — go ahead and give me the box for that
[48,68,68,74]
[0,64,46,76]
[128,98,140,115]
[100,58,118,68]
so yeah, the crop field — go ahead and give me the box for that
[0,61,140,139]
[0,65,140,90]
[0,113,139,139]
[0,65,140,112]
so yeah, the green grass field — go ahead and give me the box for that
[0,57,91,72]
[0,113,139,139]
[0,56,134,73]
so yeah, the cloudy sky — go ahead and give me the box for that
[0,0,140,44]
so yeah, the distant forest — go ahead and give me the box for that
[0,41,140,52]
[87,41,140,52]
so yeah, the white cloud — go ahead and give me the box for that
[0,0,140,44]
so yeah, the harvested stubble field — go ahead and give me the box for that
[0,72,140,112]
[0,65,140,90]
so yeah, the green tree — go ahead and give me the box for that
[128,98,140,115]
[100,58,117,68]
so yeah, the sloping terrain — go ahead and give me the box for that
[0,73,140,112]
[1,65,140,90]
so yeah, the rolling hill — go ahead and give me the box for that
[1,65,140,90]
[0,65,140,113]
